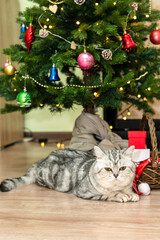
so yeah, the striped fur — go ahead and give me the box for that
[0,146,139,202]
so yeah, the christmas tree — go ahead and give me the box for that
[0,0,160,118]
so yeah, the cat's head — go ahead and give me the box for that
[92,146,135,191]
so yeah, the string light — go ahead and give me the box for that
[14,88,17,91]
[61,143,65,149]
[46,18,50,22]
[133,15,137,20]
[123,116,127,120]
[113,2,117,5]
[57,142,61,148]
[119,87,124,91]
[95,2,99,6]
[61,7,64,11]
[93,92,100,98]
[127,80,131,84]
[127,110,131,116]
[76,21,81,25]
[106,37,109,42]
[49,25,53,29]
[137,94,141,98]
[40,103,43,107]
[143,97,148,101]
[41,142,45,147]
[56,103,61,108]
[147,87,151,91]
[109,125,113,130]
[145,14,150,18]
[44,25,47,29]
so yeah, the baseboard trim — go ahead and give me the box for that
[24,132,72,141]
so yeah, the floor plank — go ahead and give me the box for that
[0,141,160,240]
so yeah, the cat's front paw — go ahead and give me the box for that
[116,194,130,203]
[108,193,130,203]
[129,193,139,202]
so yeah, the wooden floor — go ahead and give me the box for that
[0,141,160,240]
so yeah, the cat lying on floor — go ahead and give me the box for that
[0,145,139,202]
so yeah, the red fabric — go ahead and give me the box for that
[133,158,151,194]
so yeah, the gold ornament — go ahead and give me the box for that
[5,64,16,76]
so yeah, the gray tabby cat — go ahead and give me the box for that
[0,145,139,202]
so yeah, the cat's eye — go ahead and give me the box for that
[105,167,112,172]
[119,166,126,171]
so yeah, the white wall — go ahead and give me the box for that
[19,0,103,133]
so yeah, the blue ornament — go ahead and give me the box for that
[19,24,26,39]
[49,64,60,81]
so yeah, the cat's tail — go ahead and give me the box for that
[0,164,37,192]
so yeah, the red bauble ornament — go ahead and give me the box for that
[24,23,35,53]
[122,33,137,50]
[150,29,160,45]
[77,51,94,70]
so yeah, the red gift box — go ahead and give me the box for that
[128,131,146,149]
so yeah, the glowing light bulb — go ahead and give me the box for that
[44,25,47,29]
[61,143,65,149]
[143,97,148,101]
[119,87,124,91]
[148,87,151,91]
[46,18,50,22]
[109,125,113,130]
[95,2,99,6]
[76,21,80,25]
[49,25,53,29]
[137,94,141,98]
[14,88,17,92]
[57,142,61,148]
[40,104,43,107]
[127,80,131,84]
[61,7,64,11]
[145,14,150,18]
[113,1,117,5]
[123,116,127,120]
[133,15,137,20]
[41,142,45,147]
[93,92,100,98]
[127,111,131,116]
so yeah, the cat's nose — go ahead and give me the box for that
[114,174,118,178]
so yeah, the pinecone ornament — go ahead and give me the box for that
[39,29,49,38]
[74,0,86,5]
[130,2,138,11]
[101,49,112,60]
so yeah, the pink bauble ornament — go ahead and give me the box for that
[3,60,9,68]
[150,29,160,44]
[77,51,94,70]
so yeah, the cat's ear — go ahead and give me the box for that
[124,145,135,157]
[94,146,105,159]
